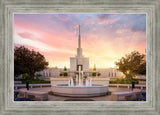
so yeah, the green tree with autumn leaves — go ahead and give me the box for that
[14,46,48,79]
[115,51,146,79]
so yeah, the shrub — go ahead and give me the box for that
[22,73,29,80]
[92,73,96,76]
[110,78,139,84]
[64,73,68,76]
[35,74,42,79]
[60,73,63,76]
[21,79,50,84]
[97,73,101,76]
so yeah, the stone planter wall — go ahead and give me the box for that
[89,77,110,86]
[50,77,70,86]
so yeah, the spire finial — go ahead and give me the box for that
[77,25,82,57]
[79,25,80,35]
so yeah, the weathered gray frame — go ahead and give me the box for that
[0,0,160,115]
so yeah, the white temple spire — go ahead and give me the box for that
[78,25,81,49]
[76,25,83,57]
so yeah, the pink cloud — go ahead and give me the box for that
[98,17,120,25]
[14,20,78,53]
[14,14,146,68]
[18,32,34,39]
[84,17,95,25]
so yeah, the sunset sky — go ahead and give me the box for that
[14,14,146,68]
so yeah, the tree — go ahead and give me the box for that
[115,51,146,79]
[92,64,97,76]
[63,66,68,76]
[14,46,48,79]
[64,66,67,71]
[93,64,96,71]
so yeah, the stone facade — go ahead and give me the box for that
[36,68,125,78]
[70,25,89,72]
[70,57,89,71]
[95,68,124,77]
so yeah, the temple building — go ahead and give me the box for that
[34,25,125,80]
[70,25,89,72]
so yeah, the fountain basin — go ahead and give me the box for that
[51,84,109,97]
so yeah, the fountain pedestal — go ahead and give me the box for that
[50,77,110,97]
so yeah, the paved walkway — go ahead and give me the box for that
[17,87,132,101]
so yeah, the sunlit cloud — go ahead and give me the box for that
[14,14,146,68]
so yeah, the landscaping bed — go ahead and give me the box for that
[21,79,50,84]
[110,78,139,84]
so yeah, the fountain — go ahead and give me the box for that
[50,67,110,97]
[85,79,89,86]
[68,77,74,87]
[68,66,94,87]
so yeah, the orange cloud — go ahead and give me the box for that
[14,14,146,68]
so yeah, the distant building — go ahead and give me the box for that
[35,68,124,79]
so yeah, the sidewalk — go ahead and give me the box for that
[16,87,133,101]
